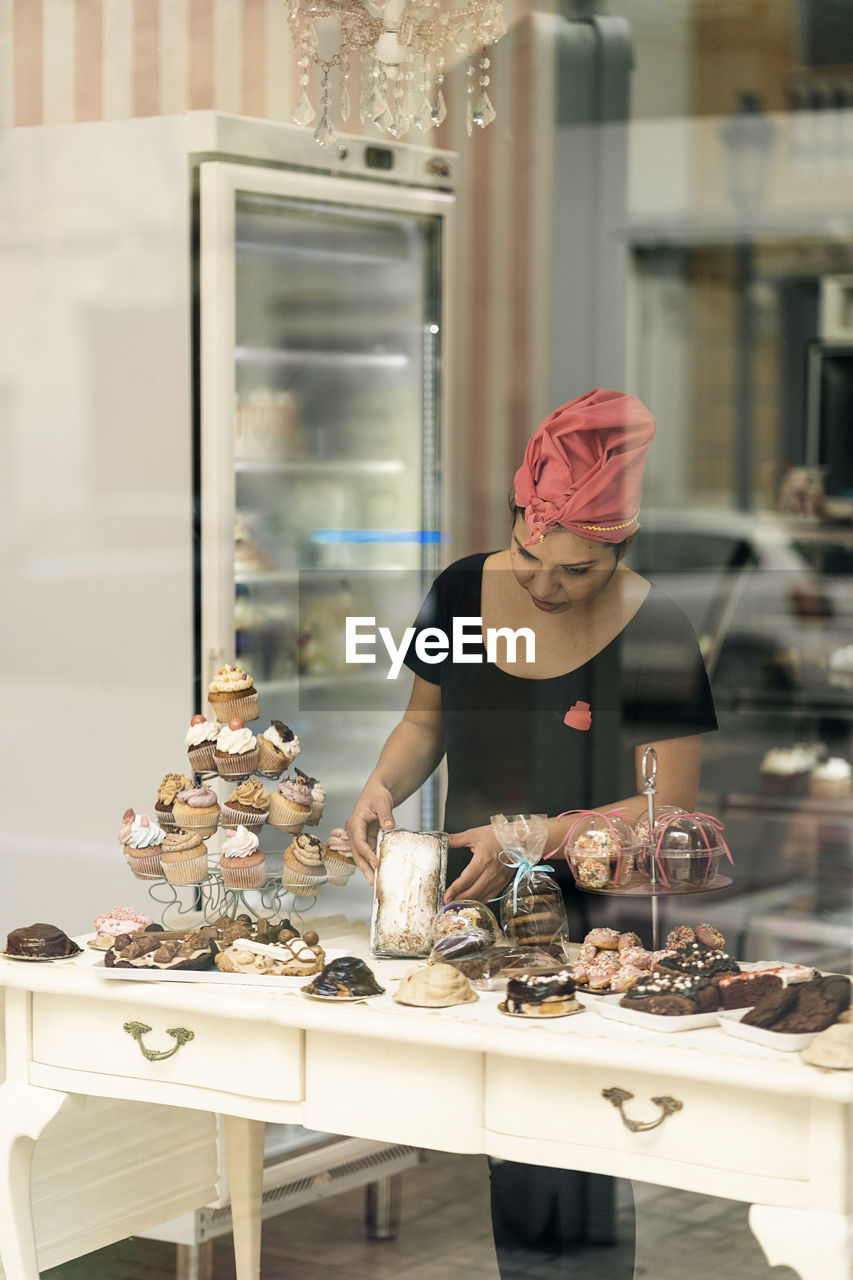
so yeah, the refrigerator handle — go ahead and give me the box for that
[206,647,228,689]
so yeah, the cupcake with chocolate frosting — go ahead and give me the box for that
[160,829,209,885]
[221,777,270,835]
[282,832,327,890]
[257,720,301,777]
[153,773,192,829]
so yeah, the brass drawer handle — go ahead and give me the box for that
[602,1086,683,1132]
[123,1020,195,1061]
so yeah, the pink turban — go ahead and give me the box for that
[513,389,656,545]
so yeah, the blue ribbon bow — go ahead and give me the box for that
[498,849,556,912]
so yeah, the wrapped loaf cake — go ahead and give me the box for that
[370,829,448,957]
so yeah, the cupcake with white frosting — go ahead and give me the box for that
[219,825,266,890]
[214,720,259,779]
[256,720,300,777]
[809,756,852,798]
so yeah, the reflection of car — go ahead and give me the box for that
[625,511,853,705]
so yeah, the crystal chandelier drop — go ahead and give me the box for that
[283,0,506,147]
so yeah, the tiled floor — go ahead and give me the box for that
[43,1151,799,1279]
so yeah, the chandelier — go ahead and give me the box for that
[283,0,506,146]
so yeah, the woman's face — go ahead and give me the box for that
[509,515,621,613]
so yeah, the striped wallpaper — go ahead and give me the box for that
[2,0,545,556]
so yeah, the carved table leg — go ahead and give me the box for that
[0,1082,82,1280]
[749,1204,851,1280]
[224,1115,265,1280]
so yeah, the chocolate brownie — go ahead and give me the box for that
[772,976,852,1034]
[742,985,799,1028]
[718,971,782,1009]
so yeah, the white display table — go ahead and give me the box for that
[0,921,850,1280]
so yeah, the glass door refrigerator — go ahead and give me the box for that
[198,159,453,916]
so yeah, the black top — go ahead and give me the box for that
[404,553,717,893]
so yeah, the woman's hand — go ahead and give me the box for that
[444,826,513,905]
[345,784,396,885]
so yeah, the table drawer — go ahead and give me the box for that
[32,994,303,1102]
[485,1056,810,1181]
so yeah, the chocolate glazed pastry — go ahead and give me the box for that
[303,956,384,997]
[6,923,81,957]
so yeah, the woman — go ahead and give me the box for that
[346,388,717,1278]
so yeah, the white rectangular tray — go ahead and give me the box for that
[716,1006,819,1052]
[596,993,720,1032]
[91,947,346,988]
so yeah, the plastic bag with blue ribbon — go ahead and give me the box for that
[491,813,572,958]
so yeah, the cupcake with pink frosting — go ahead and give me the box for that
[268,773,313,832]
[172,783,220,838]
[119,809,166,879]
[219,825,266,890]
[325,827,356,886]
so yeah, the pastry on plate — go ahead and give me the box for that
[394,962,478,1007]
[504,970,579,1016]
[92,907,152,949]
[303,956,384,998]
[6,923,81,958]
[216,935,324,977]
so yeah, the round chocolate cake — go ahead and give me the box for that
[5,923,80,958]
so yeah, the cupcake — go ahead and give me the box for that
[214,720,260,779]
[172,783,220,837]
[160,829,209,885]
[760,744,823,796]
[219,825,266,890]
[268,773,313,832]
[293,769,325,826]
[221,777,270,834]
[809,756,852,798]
[256,720,301,777]
[119,810,166,879]
[282,832,327,890]
[325,827,356,886]
[153,773,193,829]
[185,715,220,773]
[207,664,259,723]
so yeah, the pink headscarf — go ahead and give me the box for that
[513,389,656,545]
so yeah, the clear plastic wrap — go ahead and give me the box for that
[432,941,566,991]
[559,811,642,890]
[491,812,571,956]
[635,811,733,890]
[432,899,501,945]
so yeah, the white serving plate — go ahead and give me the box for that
[716,1006,820,1052]
[596,993,720,1032]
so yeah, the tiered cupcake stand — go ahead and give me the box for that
[124,740,349,927]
